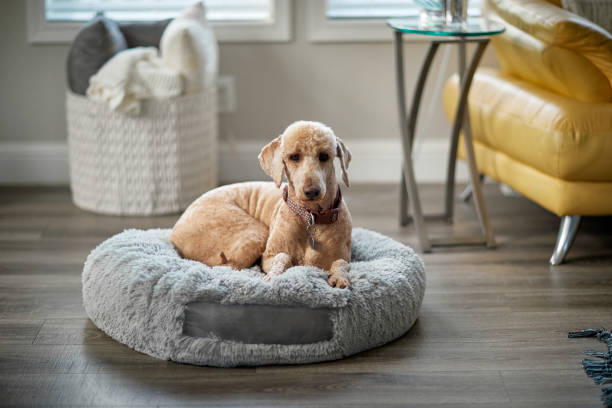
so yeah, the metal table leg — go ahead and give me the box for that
[399,168,409,226]
[452,43,484,203]
[449,39,496,247]
[444,41,467,222]
[394,31,439,252]
[394,35,496,250]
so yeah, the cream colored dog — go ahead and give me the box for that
[170,121,352,288]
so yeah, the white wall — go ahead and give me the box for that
[0,0,498,184]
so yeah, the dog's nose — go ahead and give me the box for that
[303,186,320,200]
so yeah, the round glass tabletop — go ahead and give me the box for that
[387,17,504,37]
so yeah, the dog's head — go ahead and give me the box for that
[258,121,352,203]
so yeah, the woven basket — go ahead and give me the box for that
[66,88,217,215]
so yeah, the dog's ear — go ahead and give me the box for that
[258,136,284,187]
[336,136,352,187]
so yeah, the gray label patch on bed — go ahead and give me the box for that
[183,301,334,345]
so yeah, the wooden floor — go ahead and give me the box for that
[1,184,611,407]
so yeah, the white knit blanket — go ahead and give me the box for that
[87,47,183,114]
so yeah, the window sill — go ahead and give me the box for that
[26,0,292,44]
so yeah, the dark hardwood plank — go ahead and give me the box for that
[501,369,601,405]
[33,319,112,345]
[0,370,509,406]
[0,319,43,344]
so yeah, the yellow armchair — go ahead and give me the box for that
[443,0,612,264]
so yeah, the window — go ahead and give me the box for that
[26,0,291,43]
[327,0,422,19]
[326,0,481,19]
[44,0,273,23]
[307,0,481,42]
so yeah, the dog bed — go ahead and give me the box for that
[82,227,425,367]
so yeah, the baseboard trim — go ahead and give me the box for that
[0,140,468,185]
[0,142,70,185]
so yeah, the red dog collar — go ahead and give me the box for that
[282,185,342,225]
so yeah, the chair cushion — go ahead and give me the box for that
[66,13,127,95]
[487,0,612,91]
[489,22,612,102]
[82,228,425,367]
[455,138,612,216]
[443,68,612,182]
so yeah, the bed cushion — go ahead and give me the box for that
[82,227,425,367]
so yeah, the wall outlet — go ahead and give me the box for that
[217,76,236,113]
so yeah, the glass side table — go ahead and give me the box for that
[388,17,504,252]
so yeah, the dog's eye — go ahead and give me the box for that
[319,153,329,162]
[289,154,300,162]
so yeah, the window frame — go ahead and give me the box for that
[26,0,292,44]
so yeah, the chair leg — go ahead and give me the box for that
[459,173,485,202]
[550,215,581,266]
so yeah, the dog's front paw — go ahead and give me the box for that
[263,271,281,282]
[262,253,291,283]
[328,273,350,289]
[328,259,350,288]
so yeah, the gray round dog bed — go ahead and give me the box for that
[82,227,425,367]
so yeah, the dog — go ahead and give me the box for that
[170,121,352,288]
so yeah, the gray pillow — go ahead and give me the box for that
[119,19,172,48]
[66,12,127,95]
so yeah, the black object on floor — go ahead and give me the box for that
[569,328,612,407]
